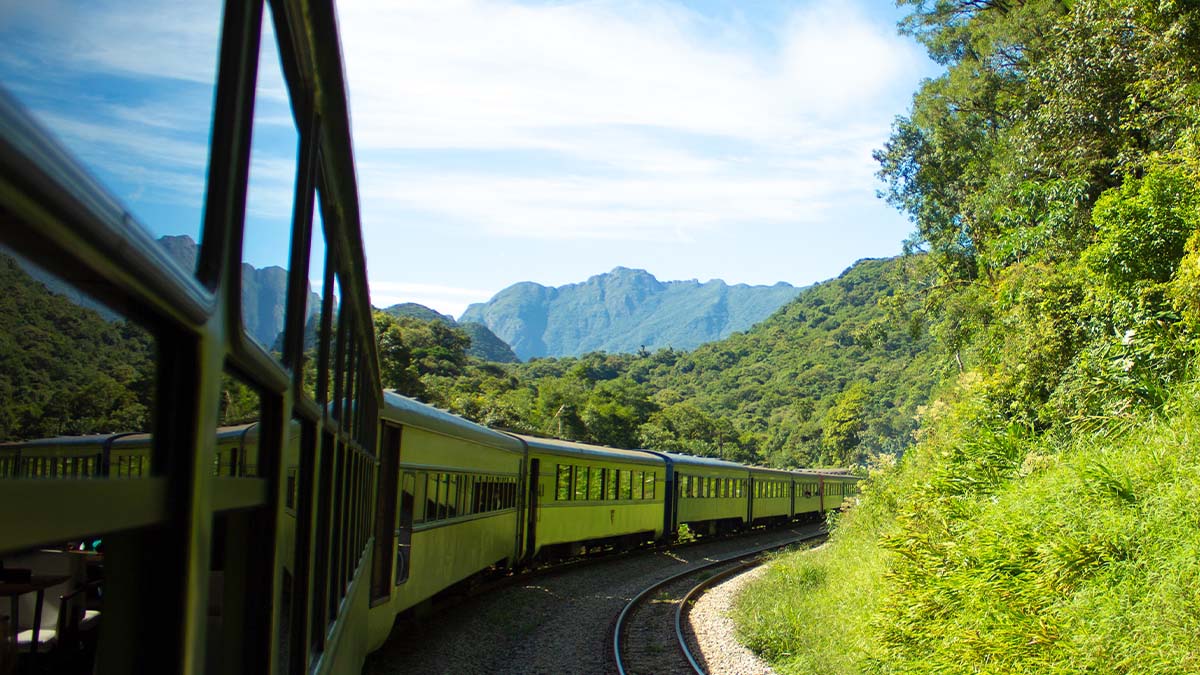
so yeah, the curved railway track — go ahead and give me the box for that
[612,530,826,675]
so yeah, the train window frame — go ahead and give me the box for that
[633,471,644,500]
[645,473,655,500]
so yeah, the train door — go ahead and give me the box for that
[396,471,415,584]
[370,423,403,603]
[524,458,539,562]
[747,476,755,523]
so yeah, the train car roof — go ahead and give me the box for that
[791,469,861,480]
[646,451,750,472]
[0,433,117,449]
[382,391,525,454]
[512,434,663,466]
[747,465,796,478]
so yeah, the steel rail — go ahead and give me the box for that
[612,528,826,675]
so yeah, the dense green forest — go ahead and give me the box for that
[0,254,155,442]
[734,0,1200,673]
[373,255,937,468]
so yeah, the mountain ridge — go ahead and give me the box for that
[460,267,804,359]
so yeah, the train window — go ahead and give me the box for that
[619,470,632,500]
[241,11,300,358]
[645,473,655,500]
[633,471,644,500]
[0,248,161,479]
[302,205,329,401]
[556,465,571,500]
[436,473,448,521]
[481,477,493,512]
[573,465,588,501]
[0,2,222,266]
[588,467,603,501]
[446,474,459,518]
[413,473,428,524]
[462,475,474,515]
[606,469,618,500]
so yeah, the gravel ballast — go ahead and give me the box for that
[681,564,777,675]
[364,527,814,675]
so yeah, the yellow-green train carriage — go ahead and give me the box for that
[749,466,795,524]
[365,392,525,653]
[517,435,666,559]
[654,452,751,537]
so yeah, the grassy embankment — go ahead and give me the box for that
[735,377,1200,674]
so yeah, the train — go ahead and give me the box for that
[0,390,858,656]
[0,1,861,672]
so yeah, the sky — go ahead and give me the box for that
[0,0,939,319]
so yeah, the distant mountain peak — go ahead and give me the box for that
[460,269,803,360]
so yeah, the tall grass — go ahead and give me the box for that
[734,380,1200,674]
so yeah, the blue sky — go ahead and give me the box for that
[1,0,939,319]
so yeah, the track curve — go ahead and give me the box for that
[612,529,826,675]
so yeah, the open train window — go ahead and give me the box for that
[555,465,570,501]
[588,467,603,501]
[573,465,587,501]
[645,473,655,500]
[620,470,632,500]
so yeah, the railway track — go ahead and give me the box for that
[365,524,822,675]
[612,530,826,675]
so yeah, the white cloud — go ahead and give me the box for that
[338,0,927,246]
[369,281,495,318]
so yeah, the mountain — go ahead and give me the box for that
[157,235,319,350]
[639,257,940,464]
[379,303,519,363]
[459,267,804,360]
[380,302,456,324]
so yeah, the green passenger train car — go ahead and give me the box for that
[654,452,752,536]
[365,392,526,652]
[517,435,666,559]
[750,466,796,523]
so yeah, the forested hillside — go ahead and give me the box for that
[382,256,932,468]
[0,254,155,441]
[736,0,1200,673]
[380,303,519,363]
